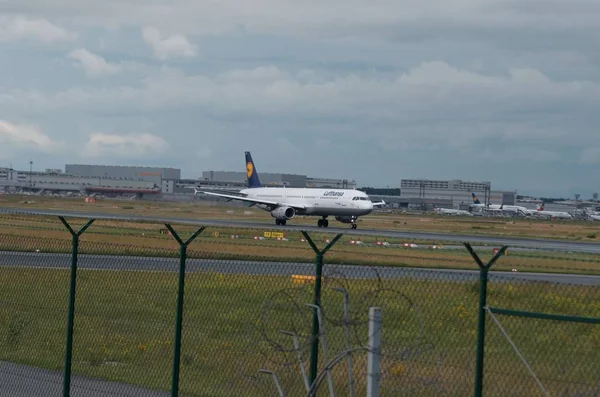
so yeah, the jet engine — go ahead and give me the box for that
[271,207,296,220]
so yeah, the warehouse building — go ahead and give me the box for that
[201,171,307,187]
[65,164,181,194]
[306,177,356,189]
[0,166,162,196]
[201,171,356,189]
[66,164,180,183]
[400,179,516,208]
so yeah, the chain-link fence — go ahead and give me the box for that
[482,273,600,397]
[0,213,598,396]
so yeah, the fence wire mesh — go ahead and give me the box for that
[0,214,598,397]
[0,234,70,396]
[177,255,480,396]
[484,274,600,397]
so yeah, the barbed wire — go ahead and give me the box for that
[223,264,455,396]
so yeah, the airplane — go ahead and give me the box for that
[433,207,473,216]
[587,213,600,221]
[195,151,386,229]
[534,203,573,220]
[578,208,600,221]
[470,193,537,216]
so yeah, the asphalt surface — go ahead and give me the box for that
[1,251,599,285]
[0,361,168,397]
[2,207,600,254]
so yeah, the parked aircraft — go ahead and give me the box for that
[470,193,537,216]
[195,152,385,229]
[434,207,473,216]
[580,208,600,221]
[534,203,573,220]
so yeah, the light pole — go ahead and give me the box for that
[29,160,33,188]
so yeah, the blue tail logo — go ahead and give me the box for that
[245,151,261,188]
[472,192,481,204]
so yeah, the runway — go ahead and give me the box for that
[2,206,600,254]
[1,251,599,285]
[0,361,168,397]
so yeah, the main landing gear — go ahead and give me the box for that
[349,215,358,229]
[275,219,287,226]
[317,217,329,228]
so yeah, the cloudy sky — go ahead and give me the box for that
[1,1,599,197]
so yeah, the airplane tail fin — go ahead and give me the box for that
[472,192,481,204]
[245,151,261,188]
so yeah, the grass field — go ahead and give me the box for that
[1,209,600,275]
[2,194,600,242]
[1,196,599,395]
[0,266,598,396]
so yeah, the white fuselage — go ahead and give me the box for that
[240,187,374,217]
[472,203,530,213]
[435,208,473,216]
[534,210,573,219]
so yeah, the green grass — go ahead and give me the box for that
[0,266,598,396]
[3,226,600,276]
[3,213,600,277]
[3,194,600,243]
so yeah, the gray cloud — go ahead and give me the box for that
[1,0,599,196]
[0,15,76,42]
[141,27,197,60]
[68,48,121,77]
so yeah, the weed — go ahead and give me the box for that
[5,313,30,345]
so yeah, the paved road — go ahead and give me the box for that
[0,361,167,397]
[2,207,600,254]
[1,251,599,285]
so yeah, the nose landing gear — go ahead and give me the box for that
[317,217,329,227]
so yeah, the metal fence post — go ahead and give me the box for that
[464,243,507,397]
[367,307,382,397]
[58,216,95,397]
[165,224,205,397]
[301,231,343,388]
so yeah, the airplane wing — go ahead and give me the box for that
[200,191,306,210]
[372,200,386,207]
